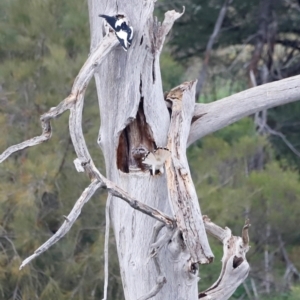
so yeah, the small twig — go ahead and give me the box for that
[149,222,165,258]
[242,219,251,248]
[249,69,268,135]
[0,116,53,164]
[149,222,174,258]
[265,124,300,158]
[278,234,300,283]
[0,33,118,164]
[2,235,18,256]
[250,278,259,299]
[227,34,257,72]
[242,282,254,300]
[13,281,19,300]
[102,195,111,300]
[137,276,167,300]
[155,7,185,53]
[139,222,170,300]
[103,178,175,226]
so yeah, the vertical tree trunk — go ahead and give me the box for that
[88,1,200,299]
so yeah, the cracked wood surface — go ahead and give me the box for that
[165,81,214,264]
[199,217,250,300]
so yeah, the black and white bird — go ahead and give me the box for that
[142,147,171,175]
[99,14,133,51]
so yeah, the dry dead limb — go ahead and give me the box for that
[196,0,233,99]
[189,74,300,146]
[155,7,185,53]
[278,234,300,288]
[264,124,300,158]
[199,216,250,299]
[0,33,118,164]
[249,69,300,158]
[19,180,102,269]
[19,158,174,269]
[102,195,112,300]
[0,31,175,270]
[165,81,214,264]
[149,222,175,258]
[139,222,173,300]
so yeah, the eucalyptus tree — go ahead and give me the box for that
[1,0,300,299]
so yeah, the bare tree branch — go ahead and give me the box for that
[249,69,300,158]
[284,0,300,12]
[265,124,300,158]
[0,31,177,271]
[155,7,185,53]
[19,180,102,270]
[0,33,118,163]
[102,195,111,300]
[138,276,167,300]
[199,217,250,299]
[278,234,300,288]
[188,74,300,146]
[139,222,170,300]
[195,0,233,99]
[165,81,214,264]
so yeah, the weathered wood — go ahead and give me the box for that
[165,82,214,264]
[189,74,300,146]
[199,216,250,300]
[1,27,174,272]
[88,1,199,299]
[1,1,299,299]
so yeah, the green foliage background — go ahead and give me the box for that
[0,0,300,299]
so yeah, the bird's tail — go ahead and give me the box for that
[98,14,109,19]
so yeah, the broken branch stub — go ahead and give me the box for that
[199,216,250,299]
[155,7,185,53]
[165,81,214,264]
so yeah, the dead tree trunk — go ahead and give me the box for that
[89,2,212,298]
[1,1,300,300]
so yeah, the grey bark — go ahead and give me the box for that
[188,74,300,146]
[0,1,299,299]
[89,1,201,299]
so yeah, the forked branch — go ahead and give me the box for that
[0,33,118,163]
[199,216,250,299]
[155,7,185,53]
[0,32,175,270]
[19,180,102,269]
